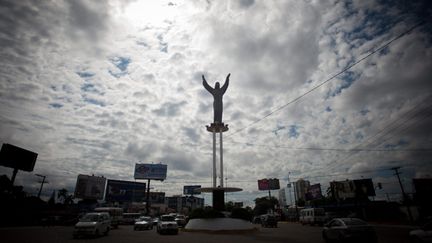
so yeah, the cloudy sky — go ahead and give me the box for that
[1,0,431,206]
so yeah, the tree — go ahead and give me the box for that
[225,201,234,212]
[57,188,74,205]
[253,196,279,215]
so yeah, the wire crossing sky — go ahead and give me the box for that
[0,0,431,206]
[227,20,428,138]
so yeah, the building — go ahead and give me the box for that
[278,188,287,207]
[166,195,204,214]
[294,179,310,202]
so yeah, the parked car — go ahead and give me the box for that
[73,212,111,238]
[261,214,278,228]
[300,208,326,226]
[152,217,160,226]
[324,211,343,223]
[157,215,179,235]
[409,220,432,243]
[322,218,377,243]
[175,215,187,227]
[134,216,153,231]
[122,213,141,225]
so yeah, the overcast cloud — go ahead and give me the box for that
[0,0,431,206]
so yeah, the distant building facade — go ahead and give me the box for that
[278,188,287,207]
[294,179,310,202]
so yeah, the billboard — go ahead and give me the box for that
[105,179,147,202]
[184,185,201,195]
[74,174,106,200]
[134,163,167,180]
[331,180,356,199]
[0,143,38,172]
[258,178,280,190]
[305,183,323,201]
[331,179,375,200]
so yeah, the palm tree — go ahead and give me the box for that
[57,188,74,204]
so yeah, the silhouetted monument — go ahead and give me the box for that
[199,73,241,211]
[202,73,230,124]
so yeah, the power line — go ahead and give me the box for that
[325,101,432,171]
[227,20,426,138]
[318,96,432,174]
[372,108,432,148]
[225,140,432,152]
[163,167,392,184]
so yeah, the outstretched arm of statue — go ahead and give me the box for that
[221,73,230,94]
[202,75,214,93]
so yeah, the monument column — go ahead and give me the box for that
[212,130,217,188]
[220,131,224,187]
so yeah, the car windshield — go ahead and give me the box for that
[80,214,99,222]
[138,217,151,222]
[342,218,367,226]
[161,216,175,221]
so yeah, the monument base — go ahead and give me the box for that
[184,218,258,234]
[206,123,229,133]
[213,190,225,211]
[197,187,243,211]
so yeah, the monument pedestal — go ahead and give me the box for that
[197,187,243,211]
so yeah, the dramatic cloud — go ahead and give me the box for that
[0,0,431,206]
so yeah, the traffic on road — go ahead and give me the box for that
[0,220,418,243]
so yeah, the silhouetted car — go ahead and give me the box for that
[175,215,187,227]
[152,217,160,226]
[261,214,277,228]
[322,218,377,243]
[134,216,153,231]
[409,220,432,243]
[121,213,141,225]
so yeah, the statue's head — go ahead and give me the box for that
[215,82,220,89]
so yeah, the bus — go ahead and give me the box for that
[94,207,123,228]
[299,208,325,226]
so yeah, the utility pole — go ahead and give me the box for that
[35,174,47,198]
[391,167,413,223]
[293,180,299,221]
[146,179,151,215]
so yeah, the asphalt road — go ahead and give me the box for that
[0,222,415,243]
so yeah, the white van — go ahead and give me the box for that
[299,208,325,225]
[94,207,123,228]
[73,212,111,238]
